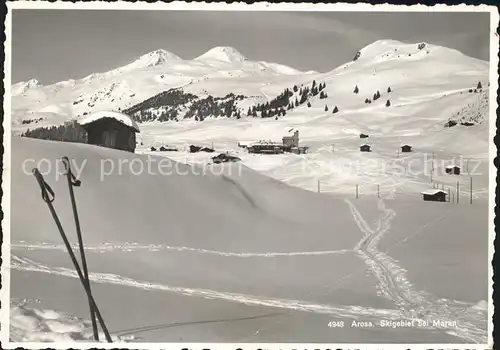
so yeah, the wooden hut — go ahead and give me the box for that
[360,133,369,139]
[360,144,371,152]
[445,165,461,175]
[79,111,140,153]
[401,145,412,153]
[421,189,447,202]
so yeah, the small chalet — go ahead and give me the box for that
[360,133,369,139]
[212,153,241,164]
[401,145,412,153]
[79,111,140,153]
[445,165,461,175]
[421,189,447,202]
[360,144,371,152]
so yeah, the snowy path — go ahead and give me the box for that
[12,255,400,322]
[345,198,487,343]
[10,197,486,343]
[11,242,351,257]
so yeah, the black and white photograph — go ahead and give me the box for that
[1,2,497,348]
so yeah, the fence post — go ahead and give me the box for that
[470,176,472,204]
[430,152,435,183]
[356,184,359,199]
[377,184,380,198]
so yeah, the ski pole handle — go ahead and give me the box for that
[33,169,55,203]
[62,157,81,187]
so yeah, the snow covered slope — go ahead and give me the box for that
[10,136,489,343]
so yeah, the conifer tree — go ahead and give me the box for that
[332,106,339,113]
[354,85,359,94]
[386,99,391,107]
[324,105,328,111]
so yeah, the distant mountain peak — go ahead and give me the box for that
[131,49,182,68]
[195,46,247,63]
[26,78,41,86]
[120,49,182,70]
[12,78,42,95]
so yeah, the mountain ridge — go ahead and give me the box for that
[11,40,489,136]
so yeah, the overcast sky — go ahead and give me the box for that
[11,10,491,85]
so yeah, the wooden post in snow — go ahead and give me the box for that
[332,144,335,153]
[452,192,455,204]
[377,184,380,198]
[448,188,451,202]
[356,184,359,199]
[470,177,473,204]
[430,152,435,183]
[457,181,460,204]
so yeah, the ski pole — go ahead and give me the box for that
[61,157,99,341]
[32,168,113,343]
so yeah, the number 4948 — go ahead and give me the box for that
[328,321,344,328]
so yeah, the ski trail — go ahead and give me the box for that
[344,198,487,343]
[11,255,400,321]
[11,242,351,257]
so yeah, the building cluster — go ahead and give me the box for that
[240,130,309,154]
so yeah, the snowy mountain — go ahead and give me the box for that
[195,46,248,63]
[12,78,42,95]
[12,40,491,189]
[11,45,314,126]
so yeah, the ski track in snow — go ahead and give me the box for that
[11,185,486,342]
[11,255,400,322]
[11,242,351,257]
[344,198,487,343]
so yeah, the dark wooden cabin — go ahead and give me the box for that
[360,144,371,152]
[360,133,369,139]
[401,145,412,153]
[445,165,461,175]
[421,189,447,202]
[79,111,140,153]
